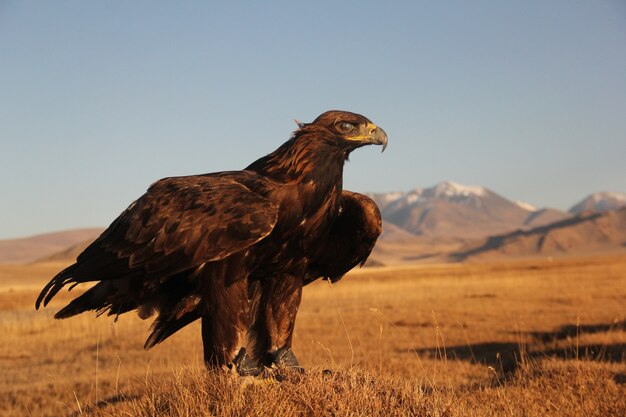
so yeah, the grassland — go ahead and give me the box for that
[1,255,625,416]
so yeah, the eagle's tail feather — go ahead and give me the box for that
[53,281,113,319]
[144,309,202,349]
[35,264,78,310]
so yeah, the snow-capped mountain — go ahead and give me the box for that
[380,182,490,215]
[427,181,487,198]
[569,192,626,214]
[368,182,626,243]
[367,191,405,212]
[371,181,520,239]
[370,181,569,240]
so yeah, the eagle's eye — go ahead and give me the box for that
[337,122,355,133]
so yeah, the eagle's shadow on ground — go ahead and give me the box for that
[406,320,626,375]
[528,320,626,342]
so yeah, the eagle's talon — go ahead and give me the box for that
[266,347,303,372]
[273,372,286,382]
[233,347,262,377]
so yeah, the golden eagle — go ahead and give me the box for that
[36,110,387,375]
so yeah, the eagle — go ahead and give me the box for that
[36,110,387,376]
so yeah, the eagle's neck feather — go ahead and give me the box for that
[246,133,349,189]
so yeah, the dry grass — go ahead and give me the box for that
[1,255,625,416]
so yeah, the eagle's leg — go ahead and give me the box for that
[201,314,241,370]
[200,276,263,375]
[251,274,303,370]
[201,316,263,376]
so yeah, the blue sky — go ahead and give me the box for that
[1,1,625,238]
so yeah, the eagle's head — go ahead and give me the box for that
[299,110,388,152]
[247,110,387,181]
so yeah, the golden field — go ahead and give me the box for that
[1,255,625,416]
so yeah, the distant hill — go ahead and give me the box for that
[378,222,424,244]
[368,221,467,265]
[523,208,571,229]
[36,239,96,263]
[452,207,626,261]
[0,228,103,264]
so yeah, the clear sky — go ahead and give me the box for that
[1,1,625,239]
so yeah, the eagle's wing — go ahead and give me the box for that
[36,172,279,308]
[305,190,382,284]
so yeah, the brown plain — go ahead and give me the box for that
[1,255,625,416]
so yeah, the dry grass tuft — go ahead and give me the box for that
[86,360,626,417]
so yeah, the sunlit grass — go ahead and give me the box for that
[1,255,625,416]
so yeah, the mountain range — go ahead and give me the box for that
[0,182,624,265]
[367,181,626,263]
[369,181,625,240]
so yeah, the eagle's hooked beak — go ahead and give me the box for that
[347,122,388,152]
[372,126,388,153]
[364,123,388,152]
